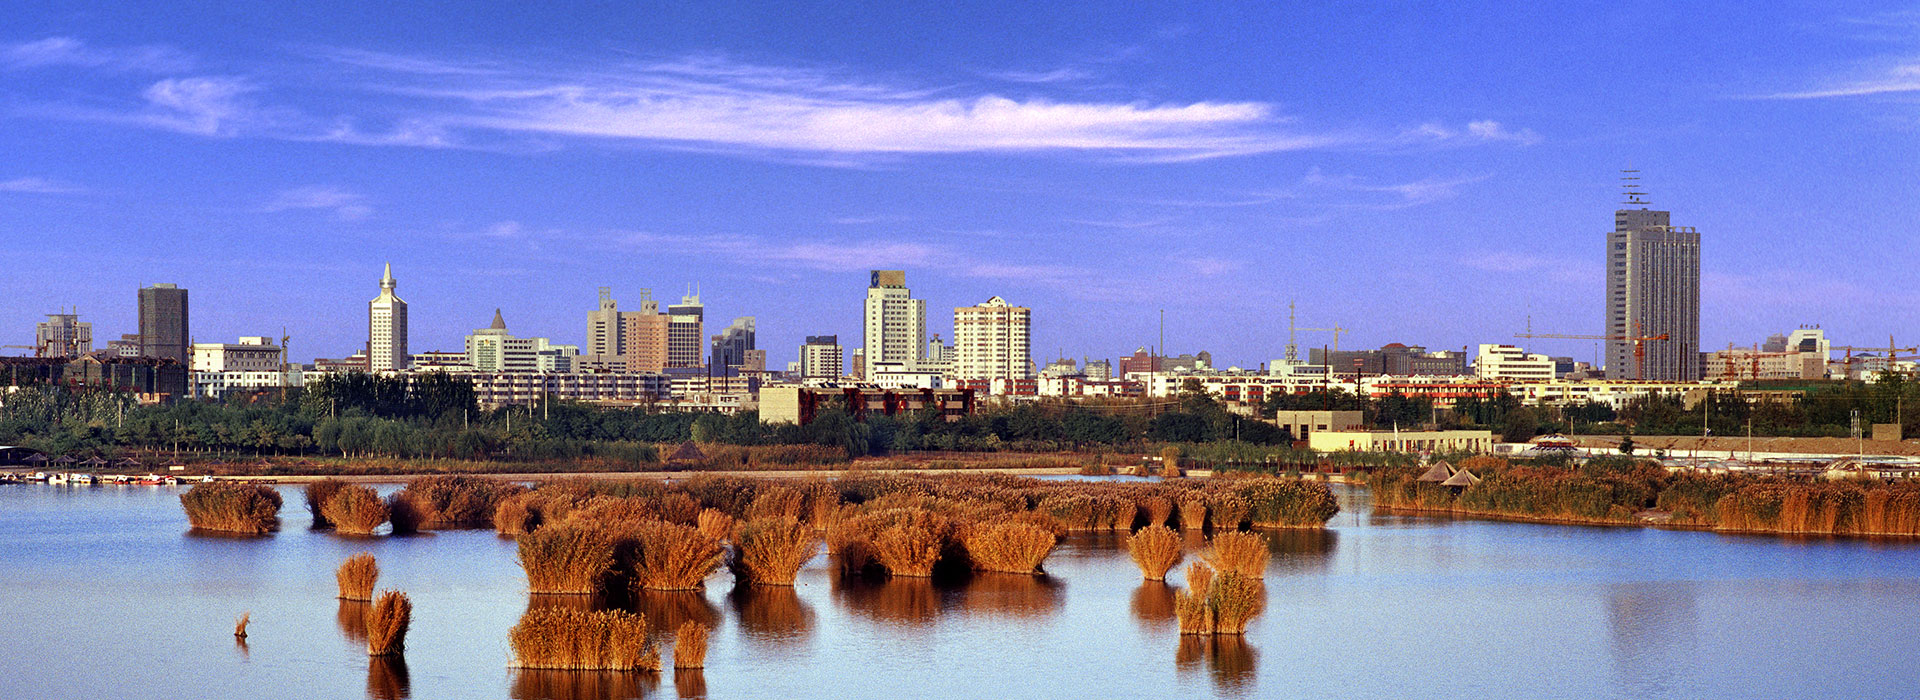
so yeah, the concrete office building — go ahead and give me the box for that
[1606,178,1700,381]
[34,312,92,357]
[1475,344,1556,382]
[861,270,925,378]
[951,296,1032,383]
[710,317,755,375]
[192,336,281,372]
[465,310,579,373]
[667,292,705,369]
[799,335,844,379]
[138,283,189,363]
[368,264,409,372]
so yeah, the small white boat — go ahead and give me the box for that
[71,473,98,485]
[48,473,68,485]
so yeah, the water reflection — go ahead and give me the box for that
[367,655,411,700]
[233,635,249,661]
[672,669,706,699]
[632,589,719,635]
[832,570,1066,625]
[953,573,1063,619]
[1261,528,1337,574]
[833,573,942,625]
[728,584,814,647]
[1176,635,1259,696]
[526,592,612,614]
[1606,582,1699,697]
[1130,581,1176,628]
[338,600,370,646]
[509,670,658,700]
[183,528,276,596]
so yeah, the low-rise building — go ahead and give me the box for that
[1474,344,1555,381]
[194,368,303,400]
[760,385,975,425]
[465,371,669,408]
[1270,410,1364,441]
[1307,429,1494,454]
[191,337,281,373]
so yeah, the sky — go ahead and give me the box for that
[3,1,1919,370]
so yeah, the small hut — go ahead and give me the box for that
[666,441,708,467]
[80,456,108,469]
[114,458,142,469]
[51,455,76,466]
[1416,460,1453,483]
[1439,468,1480,489]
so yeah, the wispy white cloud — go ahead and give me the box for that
[1401,119,1542,146]
[1458,252,1597,285]
[830,214,915,225]
[987,67,1094,84]
[2,36,191,72]
[0,177,86,194]
[1300,169,1487,209]
[261,185,372,220]
[137,77,258,136]
[1763,61,1920,99]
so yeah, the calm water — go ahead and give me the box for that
[4,482,1919,700]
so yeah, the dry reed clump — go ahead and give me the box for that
[492,492,542,536]
[305,478,349,528]
[1138,495,1174,528]
[799,481,842,528]
[745,485,805,521]
[1173,562,1263,635]
[673,621,708,669]
[1207,493,1249,531]
[659,493,701,525]
[731,516,820,586]
[873,522,945,577]
[1204,531,1270,579]
[508,607,659,671]
[1077,463,1116,476]
[962,519,1057,575]
[1127,525,1184,581]
[1041,495,1095,530]
[1235,478,1340,528]
[180,482,284,534]
[337,553,380,601]
[365,591,411,656]
[517,520,618,594]
[234,612,250,638]
[1175,562,1215,634]
[388,475,524,532]
[1177,494,1209,530]
[696,509,735,543]
[628,520,725,591]
[323,484,391,535]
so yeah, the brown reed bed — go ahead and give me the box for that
[696,508,735,542]
[338,553,380,601]
[1127,525,1184,581]
[1172,561,1263,635]
[234,612,250,638]
[1204,531,1270,579]
[180,482,283,534]
[323,484,391,535]
[508,607,659,671]
[659,493,700,525]
[1139,495,1174,528]
[388,475,524,533]
[731,516,820,585]
[365,590,411,656]
[628,520,725,591]
[1175,562,1215,635]
[1208,493,1249,531]
[673,620,708,669]
[305,478,348,529]
[517,521,617,594]
[962,519,1057,575]
[745,485,805,521]
[1177,493,1209,530]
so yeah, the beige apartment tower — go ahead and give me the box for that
[368,264,409,372]
[952,296,1032,382]
[861,270,925,378]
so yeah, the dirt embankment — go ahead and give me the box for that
[1574,434,1920,456]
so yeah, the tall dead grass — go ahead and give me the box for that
[388,475,524,533]
[1127,525,1184,581]
[305,478,348,529]
[962,519,1057,575]
[628,521,725,591]
[1177,494,1209,530]
[1172,561,1262,635]
[1204,531,1269,579]
[337,553,380,601]
[323,484,391,535]
[517,521,617,594]
[673,621,708,669]
[508,607,659,671]
[696,509,735,542]
[365,591,411,656]
[180,482,283,534]
[731,516,820,586]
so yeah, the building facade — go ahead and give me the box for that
[1474,344,1556,382]
[861,270,925,378]
[951,296,1032,383]
[368,264,409,372]
[710,316,755,375]
[191,336,281,372]
[464,309,579,373]
[667,293,705,369]
[1606,195,1700,381]
[138,283,189,363]
[34,312,92,357]
[799,335,843,379]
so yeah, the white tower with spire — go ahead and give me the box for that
[369,263,410,372]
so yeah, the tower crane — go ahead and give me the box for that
[1514,326,1669,380]
[1833,336,1920,380]
[1283,302,1348,367]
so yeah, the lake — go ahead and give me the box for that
[3,481,1918,699]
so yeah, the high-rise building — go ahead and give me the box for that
[951,296,1032,382]
[368,264,409,372]
[138,283,189,363]
[710,317,755,375]
[587,287,624,358]
[1606,177,1700,381]
[667,292,705,369]
[799,335,843,379]
[35,311,92,357]
[861,270,924,378]
[465,309,579,373]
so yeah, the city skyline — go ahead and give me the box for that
[5,3,1919,368]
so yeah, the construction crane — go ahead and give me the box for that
[1712,343,1797,381]
[1,344,42,357]
[1283,302,1348,366]
[1833,336,1920,380]
[1514,327,1669,380]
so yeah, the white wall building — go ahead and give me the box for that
[868,360,944,389]
[368,263,409,372]
[192,336,281,372]
[798,335,844,379]
[464,309,579,373]
[194,368,303,400]
[1474,344,1554,382]
[35,312,92,357]
[951,296,1032,383]
[861,270,924,378]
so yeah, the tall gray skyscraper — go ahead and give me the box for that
[138,283,189,363]
[710,316,755,375]
[1605,175,1699,381]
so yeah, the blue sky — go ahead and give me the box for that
[4,2,1918,369]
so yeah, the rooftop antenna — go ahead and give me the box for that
[1285,301,1299,363]
[1621,169,1649,206]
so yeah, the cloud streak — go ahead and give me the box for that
[261,185,373,220]
[1763,61,1920,99]
[0,177,86,194]
[2,36,192,72]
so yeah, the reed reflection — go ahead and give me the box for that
[338,600,370,646]
[526,592,612,615]
[366,655,411,700]
[509,670,657,700]
[673,668,707,699]
[955,572,1063,619]
[728,583,814,646]
[1262,528,1337,574]
[632,589,719,635]
[1130,581,1177,628]
[1175,635,1259,696]
[832,570,944,625]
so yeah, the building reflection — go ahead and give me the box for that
[509,670,657,700]
[366,655,411,700]
[728,583,814,647]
